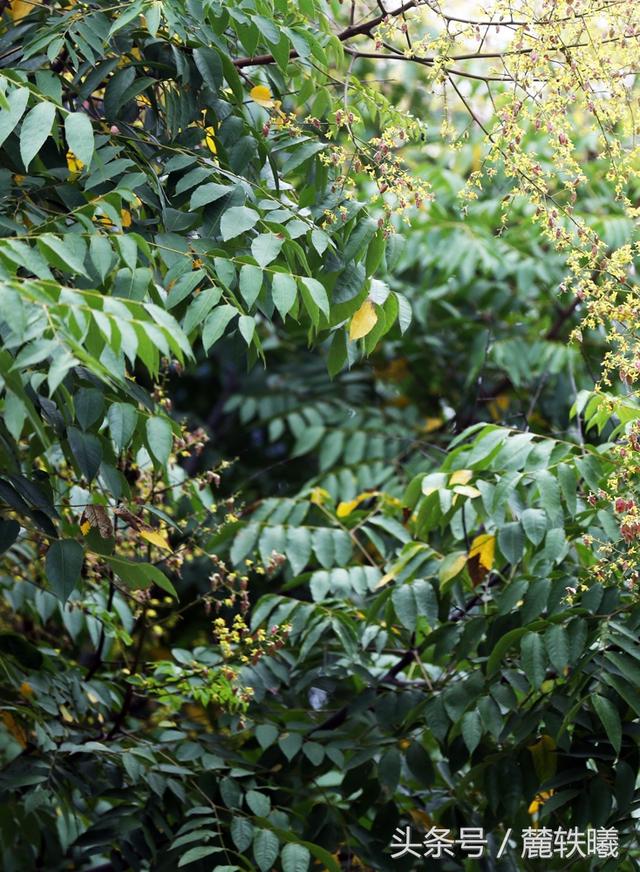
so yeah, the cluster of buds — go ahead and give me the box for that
[208,553,250,614]
[265,550,286,575]
[620,519,640,542]
[614,498,635,513]
[212,614,291,665]
[198,469,221,491]
[175,426,209,459]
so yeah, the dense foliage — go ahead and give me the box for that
[1,0,640,869]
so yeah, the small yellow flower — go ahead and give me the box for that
[66,150,84,176]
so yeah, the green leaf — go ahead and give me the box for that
[0,87,29,148]
[281,843,310,872]
[299,277,329,318]
[238,315,255,345]
[178,846,221,868]
[405,740,435,787]
[67,427,102,482]
[220,206,259,241]
[183,287,223,335]
[255,724,278,749]
[521,508,547,545]
[392,584,417,631]
[145,416,173,465]
[498,522,524,564]
[278,732,302,761]
[193,47,223,92]
[231,817,253,851]
[74,388,104,430]
[0,632,43,669]
[521,632,547,689]
[106,556,177,597]
[46,539,84,602]
[64,111,95,167]
[545,625,569,672]
[252,233,283,268]
[203,305,238,351]
[253,829,279,872]
[286,526,312,575]
[592,694,622,755]
[272,273,297,320]
[239,265,263,309]
[20,100,57,171]
[107,403,138,452]
[0,519,20,555]
[461,709,482,754]
[246,790,271,817]
[189,183,231,210]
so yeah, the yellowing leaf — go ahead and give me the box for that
[121,208,132,227]
[439,551,467,586]
[336,491,377,518]
[66,150,84,175]
[139,528,172,552]
[409,809,433,828]
[468,533,495,571]
[349,300,378,341]
[528,734,557,781]
[467,533,495,586]
[309,487,330,506]
[450,469,472,486]
[452,484,481,498]
[250,84,275,107]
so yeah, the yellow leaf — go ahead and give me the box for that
[59,704,74,723]
[204,126,217,154]
[121,208,132,227]
[336,491,377,518]
[488,392,510,421]
[528,790,554,816]
[336,499,358,518]
[452,484,481,498]
[9,0,38,21]
[450,469,472,486]
[422,416,443,433]
[139,528,172,552]
[19,682,33,699]
[250,84,275,107]
[349,299,378,341]
[0,711,27,747]
[66,150,84,176]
